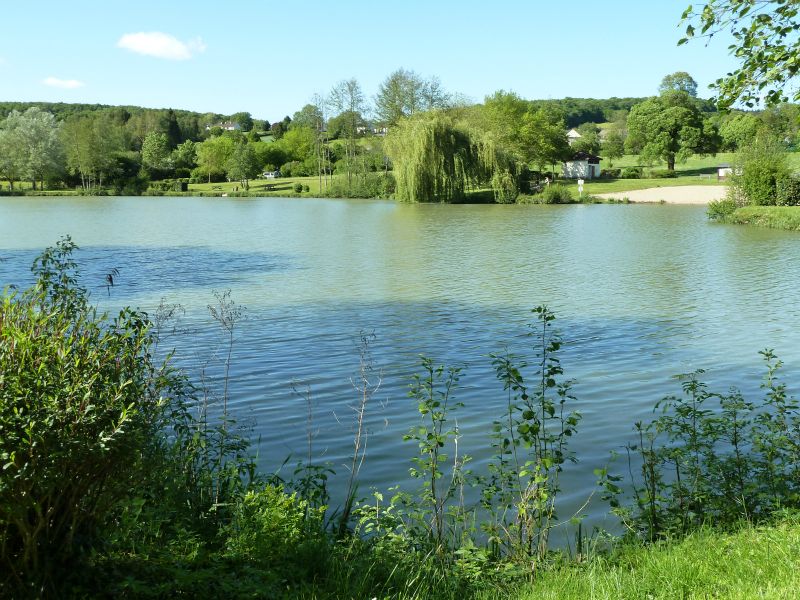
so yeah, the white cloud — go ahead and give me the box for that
[117,32,206,60]
[42,76,85,89]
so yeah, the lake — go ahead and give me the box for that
[2,195,799,535]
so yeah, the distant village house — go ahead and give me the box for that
[566,128,582,146]
[205,121,242,131]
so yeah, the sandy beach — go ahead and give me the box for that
[594,185,728,204]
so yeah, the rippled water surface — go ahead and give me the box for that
[2,196,799,532]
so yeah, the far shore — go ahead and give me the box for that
[594,185,728,204]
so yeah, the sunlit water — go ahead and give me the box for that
[2,195,799,537]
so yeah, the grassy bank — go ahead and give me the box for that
[723,206,800,231]
[8,153,796,200]
[506,515,800,600]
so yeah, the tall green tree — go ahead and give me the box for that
[195,135,235,182]
[374,68,449,126]
[0,114,25,190]
[521,106,571,173]
[231,111,254,132]
[62,113,127,191]
[172,139,198,171]
[719,112,760,151]
[602,130,626,166]
[291,104,324,130]
[161,109,183,148]
[141,131,172,179]
[659,72,699,97]
[680,1,800,107]
[385,112,488,203]
[572,123,602,155]
[0,108,64,190]
[226,142,260,189]
[626,91,716,170]
[329,78,366,185]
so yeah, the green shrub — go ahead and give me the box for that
[776,175,800,206]
[0,238,179,595]
[601,351,800,541]
[302,184,310,193]
[281,161,308,178]
[707,198,738,220]
[491,169,519,204]
[326,173,392,199]
[620,167,642,179]
[601,168,621,178]
[649,169,678,178]
[541,185,574,204]
[225,486,321,563]
[293,182,303,193]
[731,136,789,205]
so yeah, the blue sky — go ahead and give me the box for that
[0,1,739,121]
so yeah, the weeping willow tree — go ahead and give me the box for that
[386,112,515,203]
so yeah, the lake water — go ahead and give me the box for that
[2,196,799,535]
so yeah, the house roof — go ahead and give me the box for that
[565,151,601,164]
[566,128,582,138]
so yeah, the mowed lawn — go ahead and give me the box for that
[500,515,800,600]
[189,174,328,196]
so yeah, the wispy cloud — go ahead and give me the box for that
[42,76,85,89]
[117,32,206,60]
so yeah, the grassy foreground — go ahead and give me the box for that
[504,515,800,600]
[723,206,800,231]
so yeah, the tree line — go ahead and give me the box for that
[1,69,799,200]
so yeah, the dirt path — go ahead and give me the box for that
[594,185,728,204]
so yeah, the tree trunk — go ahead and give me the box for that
[667,154,675,171]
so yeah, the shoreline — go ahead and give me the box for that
[594,185,728,204]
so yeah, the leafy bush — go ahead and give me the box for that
[776,175,800,206]
[649,169,678,178]
[620,167,642,179]
[600,168,621,178]
[148,179,189,192]
[326,173,393,199]
[293,182,303,193]
[224,486,322,564]
[491,169,519,204]
[302,185,310,193]
[281,161,309,178]
[541,185,574,204]
[731,136,789,206]
[601,351,800,541]
[0,238,180,595]
[706,198,737,220]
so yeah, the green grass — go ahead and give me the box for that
[578,153,733,195]
[499,516,800,600]
[189,175,328,196]
[725,206,800,231]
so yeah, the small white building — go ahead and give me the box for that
[717,163,734,179]
[562,152,601,179]
[566,128,582,146]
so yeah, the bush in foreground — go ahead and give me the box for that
[0,238,180,596]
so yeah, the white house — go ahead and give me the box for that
[562,152,601,179]
[205,121,242,131]
[566,128,582,146]
[717,163,734,179]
